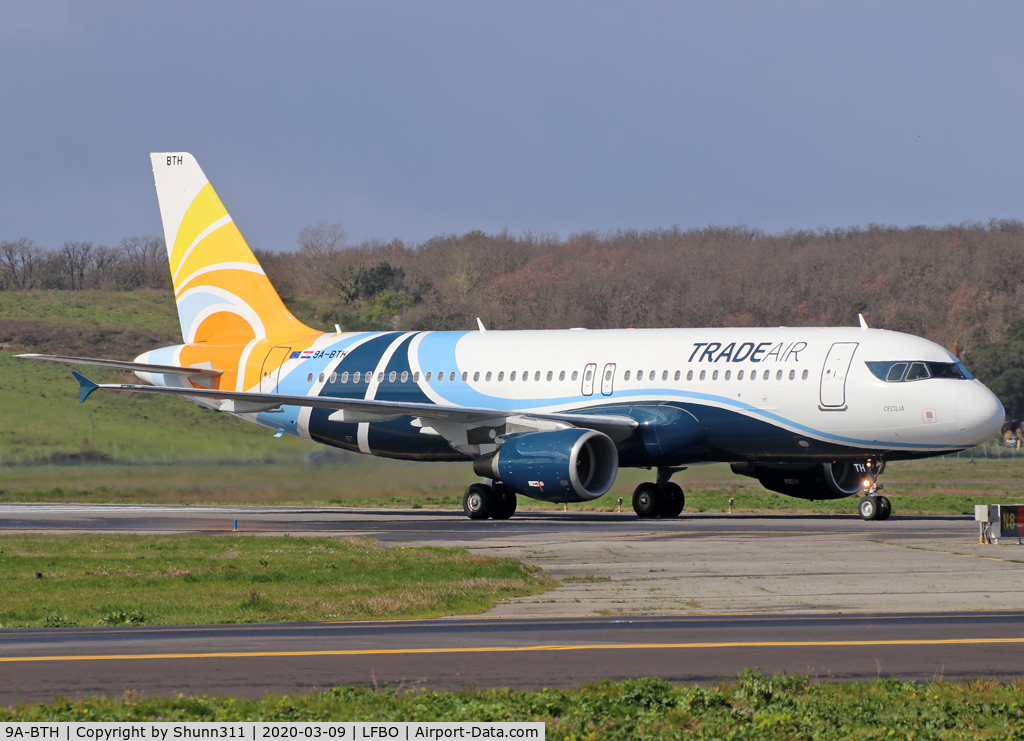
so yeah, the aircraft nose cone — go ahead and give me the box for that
[955,381,1005,445]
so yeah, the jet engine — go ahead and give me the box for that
[730,461,865,500]
[473,428,618,503]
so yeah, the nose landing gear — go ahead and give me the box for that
[632,467,686,518]
[857,458,891,521]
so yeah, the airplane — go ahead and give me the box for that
[19,153,1005,521]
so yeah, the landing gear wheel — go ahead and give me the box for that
[660,482,685,518]
[463,483,494,520]
[876,496,891,521]
[491,483,517,520]
[632,482,662,518]
[858,496,879,521]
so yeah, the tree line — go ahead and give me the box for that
[5,219,1024,414]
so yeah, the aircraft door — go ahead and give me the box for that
[581,363,597,396]
[260,346,292,393]
[601,363,617,396]
[819,342,858,409]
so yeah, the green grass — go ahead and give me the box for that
[0,534,554,627]
[0,289,180,335]
[3,458,1024,515]
[4,672,1024,738]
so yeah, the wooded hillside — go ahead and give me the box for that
[5,220,1024,412]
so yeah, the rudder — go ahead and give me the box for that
[150,152,311,344]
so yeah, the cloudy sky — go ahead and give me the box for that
[2,1,1023,251]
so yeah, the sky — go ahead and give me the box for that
[2,1,1024,252]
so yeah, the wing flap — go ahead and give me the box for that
[67,372,639,433]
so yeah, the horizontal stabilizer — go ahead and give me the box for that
[65,372,639,434]
[16,354,224,377]
[72,371,99,403]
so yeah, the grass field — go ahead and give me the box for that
[0,534,553,627]
[4,671,1024,738]
[3,457,1024,515]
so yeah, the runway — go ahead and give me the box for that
[3,611,1023,703]
[2,504,1022,701]
[0,502,977,541]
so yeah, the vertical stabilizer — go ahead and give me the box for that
[150,152,312,344]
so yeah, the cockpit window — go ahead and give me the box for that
[905,362,930,381]
[885,363,907,382]
[928,362,967,379]
[866,360,971,382]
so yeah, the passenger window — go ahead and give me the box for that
[775,370,782,380]
[485,371,492,382]
[737,370,744,380]
[788,369,795,380]
[687,370,693,381]
[498,371,504,381]
[699,370,706,381]
[905,362,930,381]
[886,363,907,382]
[473,371,480,382]
[340,371,349,383]
[450,371,457,382]
[559,370,565,381]
[388,371,396,382]
[330,373,337,383]
[413,372,420,382]
[353,371,361,383]
[535,371,541,381]
[763,370,770,381]
[750,370,757,381]
[585,370,593,381]
[378,372,385,382]
[510,371,517,381]
[674,370,681,381]
[571,370,578,381]
[624,370,632,381]
[724,370,731,381]
[546,371,553,381]
[802,369,809,380]
[523,370,529,381]
[637,370,644,381]
[401,371,409,383]
[662,370,668,381]
[307,373,313,383]
[425,372,432,382]
[318,373,325,383]
[712,370,719,381]
[462,372,468,382]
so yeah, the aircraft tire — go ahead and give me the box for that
[660,482,685,517]
[632,482,662,518]
[877,496,891,521]
[858,496,878,521]
[491,483,517,520]
[463,483,494,520]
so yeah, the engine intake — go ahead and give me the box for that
[474,428,618,503]
[731,461,866,501]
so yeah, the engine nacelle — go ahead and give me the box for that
[473,428,618,503]
[731,461,866,501]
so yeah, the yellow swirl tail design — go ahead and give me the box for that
[150,152,312,345]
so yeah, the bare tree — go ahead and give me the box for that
[294,221,346,296]
[52,241,94,290]
[120,236,168,288]
[0,237,43,289]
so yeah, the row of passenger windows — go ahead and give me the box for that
[305,368,811,384]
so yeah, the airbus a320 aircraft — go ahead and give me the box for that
[20,153,1005,521]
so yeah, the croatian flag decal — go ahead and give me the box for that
[299,350,315,359]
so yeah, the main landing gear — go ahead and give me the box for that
[462,481,517,520]
[858,458,891,521]
[632,467,686,518]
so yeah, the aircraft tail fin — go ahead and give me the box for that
[150,152,313,344]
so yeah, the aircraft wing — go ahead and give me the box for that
[16,354,224,377]
[68,371,639,438]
